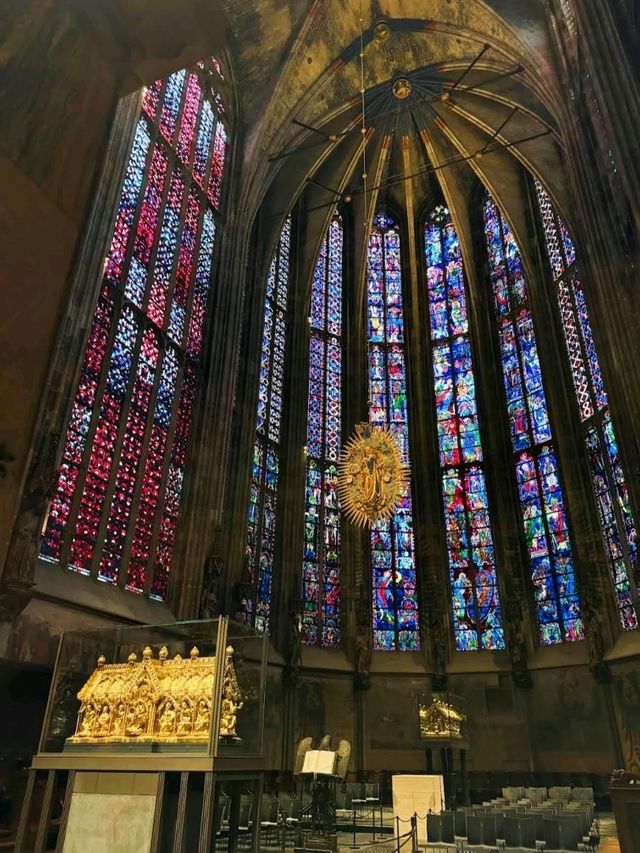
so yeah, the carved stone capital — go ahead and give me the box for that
[283,663,301,690]
[431,672,448,692]
[0,578,33,622]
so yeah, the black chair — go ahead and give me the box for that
[503,816,522,848]
[426,813,442,845]
[465,814,483,846]
[441,811,455,844]
[348,782,366,809]
[454,809,467,839]
[260,797,279,828]
[481,815,498,847]
[518,816,537,850]
[213,798,229,837]
[365,782,380,802]
[335,789,352,811]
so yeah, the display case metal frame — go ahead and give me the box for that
[16,618,268,852]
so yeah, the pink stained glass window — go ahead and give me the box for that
[41,290,114,563]
[99,330,160,584]
[125,346,179,594]
[243,216,292,632]
[176,73,203,165]
[105,121,151,287]
[147,171,185,328]
[151,365,196,601]
[142,79,163,122]
[534,178,638,630]
[208,122,227,209]
[68,307,139,575]
[41,58,229,600]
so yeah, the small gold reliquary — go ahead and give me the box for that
[419,698,466,740]
[66,644,243,745]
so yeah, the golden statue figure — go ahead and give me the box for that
[112,702,127,737]
[96,704,111,736]
[158,700,177,736]
[126,686,150,738]
[194,699,211,734]
[177,700,193,736]
[220,685,243,738]
[78,703,97,737]
[338,424,406,526]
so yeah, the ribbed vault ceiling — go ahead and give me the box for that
[215,0,570,255]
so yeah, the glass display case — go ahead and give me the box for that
[33,617,267,771]
[418,692,468,742]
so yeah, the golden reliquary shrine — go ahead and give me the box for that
[66,644,243,745]
[419,698,466,741]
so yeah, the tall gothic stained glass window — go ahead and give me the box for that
[368,213,420,651]
[301,217,343,647]
[534,179,639,630]
[425,207,505,651]
[40,60,228,600]
[244,216,292,632]
[483,193,584,645]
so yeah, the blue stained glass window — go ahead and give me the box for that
[483,192,584,645]
[368,214,421,651]
[301,217,343,647]
[243,216,292,633]
[426,207,506,651]
[535,179,638,630]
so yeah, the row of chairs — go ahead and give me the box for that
[502,786,595,805]
[426,804,598,852]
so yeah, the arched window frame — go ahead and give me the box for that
[40,59,230,602]
[424,205,506,651]
[534,179,639,631]
[482,192,584,646]
[301,215,344,647]
[367,211,421,652]
[243,215,293,633]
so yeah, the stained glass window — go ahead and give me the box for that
[368,213,420,651]
[425,206,505,651]
[243,216,292,632]
[535,179,638,630]
[40,59,228,601]
[301,217,343,647]
[483,193,584,645]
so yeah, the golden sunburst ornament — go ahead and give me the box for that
[338,423,406,527]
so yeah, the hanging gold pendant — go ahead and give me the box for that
[338,423,406,527]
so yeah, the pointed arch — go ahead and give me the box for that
[367,212,420,651]
[243,216,292,632]
[41,59,229,600]
[534,179,639,630]
[482,192,584,645]
[301,216,344,647]
[425,205,506,651]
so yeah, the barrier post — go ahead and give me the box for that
[396,816,401,853]
[411,813,418,853]
[349,806,357,849]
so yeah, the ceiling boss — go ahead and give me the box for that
[338,423,406,527]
